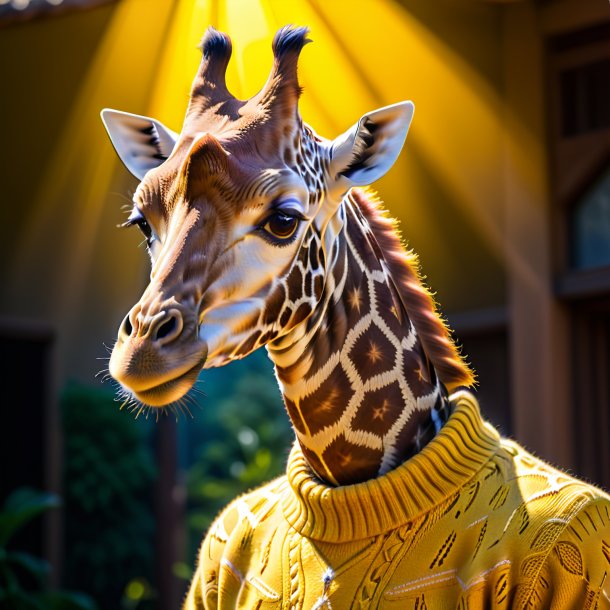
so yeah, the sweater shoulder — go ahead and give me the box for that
[509,480,610,608]
[389,436,610,608]
[495,437,610,514]
[204,475,288,547]
[469,437,610,596]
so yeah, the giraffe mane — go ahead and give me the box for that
[350,188,476,391]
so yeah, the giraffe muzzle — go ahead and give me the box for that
[109,305,208,407]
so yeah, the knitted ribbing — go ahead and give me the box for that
[281,390,499,542]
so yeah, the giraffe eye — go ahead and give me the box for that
[136,218,153,244]
[262,212,300,241]
[121,207,155,246]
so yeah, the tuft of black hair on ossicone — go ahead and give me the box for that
[199,26,232,60]
[272,25,311,59]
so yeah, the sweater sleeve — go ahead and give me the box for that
[182,500,242,610]
[182,531,221,610]
[526,497,610,609]
[182,480,285,610]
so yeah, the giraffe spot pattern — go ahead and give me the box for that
[308,242,320,269]
[258,330,278,345]
[260,284,286,326]
[304,270,313,297]
[348,323,397,378]
[279,307,292,327]
[302,365,355,435]
[287,266,303,303]
[313,274,324,301]
[322,432,383,484]
[289,302,312,327]
[352,382,405,437]
[234,329,262,357]
[402,346,435,397]
[277,199,443,482]
[284,396,308,435]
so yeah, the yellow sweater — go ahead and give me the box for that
[184,392,610,609]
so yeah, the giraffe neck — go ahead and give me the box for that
[268,192,449,486]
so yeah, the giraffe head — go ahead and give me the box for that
[102,26,414,407]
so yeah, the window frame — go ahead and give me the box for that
[547,23,610,291]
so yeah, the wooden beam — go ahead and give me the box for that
[541,0,610,36]
[155,417,186,610]
[502,2,574,470]
[447,307,509,337]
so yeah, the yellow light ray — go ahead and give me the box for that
[222,0,273,100]
[147,0,213,128]
[12,0,175,324]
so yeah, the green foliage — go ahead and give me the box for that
[0,488,96,610]
[61,383,157,610]
[184,355,292,565]
[0,489,60,548]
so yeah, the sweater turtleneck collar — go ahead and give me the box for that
[281,391,500,543]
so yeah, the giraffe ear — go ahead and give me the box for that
[101,109,178,180]
[329,101,414,188]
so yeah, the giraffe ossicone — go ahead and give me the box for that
[102,24,472,484]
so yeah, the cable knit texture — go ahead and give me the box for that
[184,391,610,609]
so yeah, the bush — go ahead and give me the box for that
[0,488,96,610]
[62,383,156,610]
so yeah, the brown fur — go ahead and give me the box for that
[350,188,475,391]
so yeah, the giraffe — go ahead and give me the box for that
[102,26,610,610]
[102,25,473,486]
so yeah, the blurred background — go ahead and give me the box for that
[0,0,609,608]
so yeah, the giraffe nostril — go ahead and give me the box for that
[121,313,133,338]
[152,310,184,345]
[156,316,177,340]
